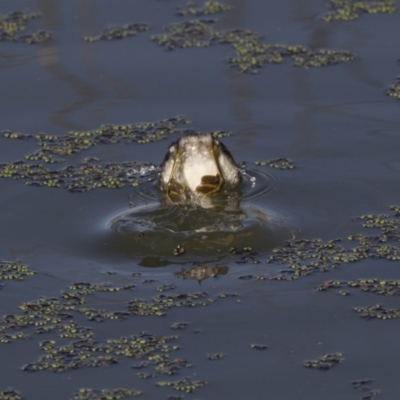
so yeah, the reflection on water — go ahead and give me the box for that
[175,265,228,282]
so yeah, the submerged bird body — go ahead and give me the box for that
[159,133,241,204]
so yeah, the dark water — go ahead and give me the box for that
[1,1,400,399]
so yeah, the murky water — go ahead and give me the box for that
[1,1,400,399]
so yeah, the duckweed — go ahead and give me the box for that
[84,23,149,42]
[171,322,188,330]
[323,0,396,22]
[250,344,268,350]
[71,388,142,400]
[387,76,400,100]
[0,159,156,192]
[352,380,380,399]
[207,353,224,360]
[0,11,51,44]
[255,158,294,170]
[0,260,35,281]
[2,116,191,163]
[174,265,228,282]
[177,1,231,16]
[269,205,400,280]
[0,389,22,400]
[128,292,214,316]
[303,352,344,370]
[23,332,182,373]
[156,377,206,393]
[151,19,354,73]
[318,278,400,296]
[353,304,400,319]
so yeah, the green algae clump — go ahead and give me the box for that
[2,116,191,163]
[151,19,354,74]
[177,1,231,16]
[156,377,206,393]
[0,11,51,44]
[72,388,141,400]
[387,76,400,100]
[0,260,35,281]
[84,23,149,42]
[0,389,22,400]
[304,352,344,370]
[323,0,396,21]
[255,158,294,170]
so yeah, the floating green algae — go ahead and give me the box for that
[84,23,149,42]
[250,344,268,350]
[0,260,35,281]
[0,389,22,400]
[255,158,294,170]
[207,353,224,360]
[353,304,400,319]
[0,283,134,344]
[171,322,188,330]
[2,116,191,163]
[151,19,354,73]
[387,76,400,100]
[352,380,380,399]
[323,0,396,21]
[0,11,51,44]
[71,388,141,400]
[303,352,344,370]
[268,205,400,280]
[318,278,400,296]
[174,265,228,282]
[156,377,206,393]
[128,292,214,317]
[177,1,231,16]
[22,332,181,373]
[0,159,156,192]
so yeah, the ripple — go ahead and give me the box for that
[89,166,290,263]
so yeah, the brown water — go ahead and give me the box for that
[1,1,400,399]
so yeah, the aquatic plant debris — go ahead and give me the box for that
[84,23,149,42]
[2,116,191,163]
[0,11,51,44]
[268,205,400,280]
[323,0,396,21]
[387,76,400,100]
[71,388,142,400]
[0,260,35,281]
[303,352,344,370]
[207,353,224,360]
[156,377,207,393]
[0,159,157,192]
[255,158,294,170]
[318,278,400,296]
[0,279,233,393]
[151,19,354,73]
[353,304,400,319]
[0,389,22,400]
[352,380,381,400]
[174,265,228,282]
[177,1,231,16]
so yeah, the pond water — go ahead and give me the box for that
[1,1,400,399]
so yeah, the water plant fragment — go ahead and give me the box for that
[0,11,51,43]
[323,0,396,21]
[303,352,344,370]
[151,19,354,74]
[177,1,231,16]
[84,23,149,42]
